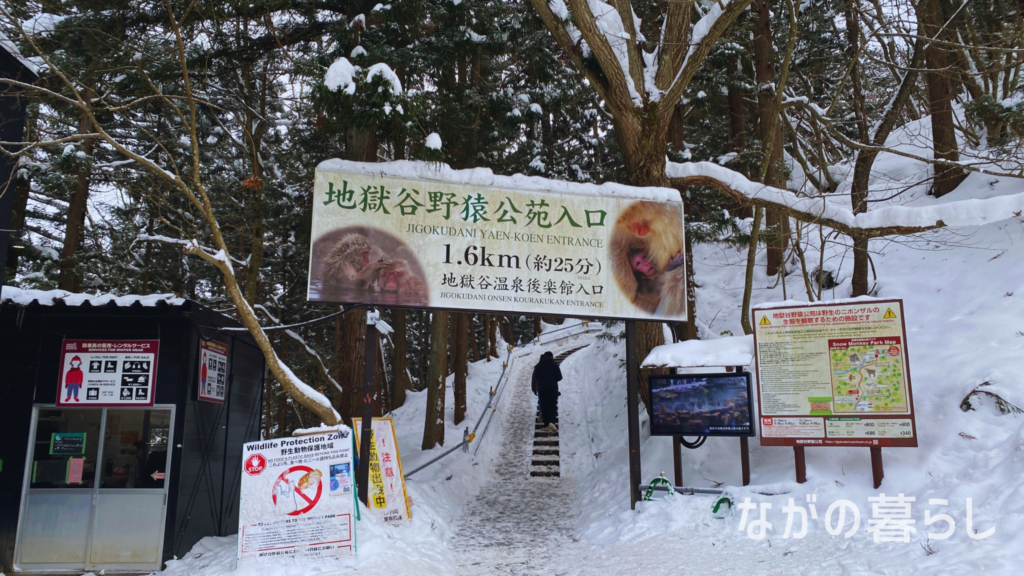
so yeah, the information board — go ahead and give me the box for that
[57,340,158,407]
[198,339,229,403]
[752,300,917,447]
[352,417,411,525]
[309,164,687,321]
[237,429,356,563]
[50,432,86,455]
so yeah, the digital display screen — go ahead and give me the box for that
[649,373,755,437]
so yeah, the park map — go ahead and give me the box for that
[829,338,907,413]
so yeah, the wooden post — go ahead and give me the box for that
[625,320,642,509]
[870,447,884,488]
[736,366,750,486]
[356,313,378,506]
[793,446,807,483]
[673,436,683,487]
[740,436,750,486]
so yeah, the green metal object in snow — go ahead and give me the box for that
[643,472,674,501]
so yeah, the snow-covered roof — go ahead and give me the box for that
[642,335,753,368]
[1,286,186,308]
[0,31,40,77]
[317,159,681,203]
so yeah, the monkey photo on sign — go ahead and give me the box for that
[373,257,428,303]
[310,226,430,305]
[609,201,686,317]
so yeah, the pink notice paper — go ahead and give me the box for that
[67,457,85,484]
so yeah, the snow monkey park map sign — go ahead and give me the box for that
[752,300,917,448]
[308,161,687,321]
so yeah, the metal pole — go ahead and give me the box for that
[625,320,642,509]
[357,310,378,506]
[673,436,683,487]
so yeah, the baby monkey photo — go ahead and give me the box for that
[310,227,429,306]
[610,201,687,317]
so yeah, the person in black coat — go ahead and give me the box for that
[532,351,562,431]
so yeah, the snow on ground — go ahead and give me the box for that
[152,118,1024,574]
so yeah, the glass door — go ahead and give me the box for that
[16,408,101,568]
[89,408,172,568]
[16,405,174,573]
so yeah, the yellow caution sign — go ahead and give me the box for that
[883,308,897,319]
[759,315,771,326]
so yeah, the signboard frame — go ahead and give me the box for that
[56,339,159,407]
[308,165,687,322]
[752,299,917,448]
[648,372,756,437]
[197,339,230,404]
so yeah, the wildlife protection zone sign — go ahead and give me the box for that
[237,429,357,562]
[309,164,686,321]
[752,300,917,447]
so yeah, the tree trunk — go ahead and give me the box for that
[340,308,367,422]
[920,0,966,197]
[452,312,469,424]
[533,316,542,340]
[487,315,498,358]
[753,0,789,277]
[468,314,479,362]
[392,309,410,408]
[422,311,449,449]
[58,116,94,291]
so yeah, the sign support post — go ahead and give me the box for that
[357,309,378,507]
[794,446,807,483]
[870,446,884,488]
[625,320,642,510]
[740,436,750,486]
[672,436,683,487]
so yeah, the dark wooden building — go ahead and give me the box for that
[0,33,38,289]
[0,289,265,573]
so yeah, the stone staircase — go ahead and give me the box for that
[529,344,589,478]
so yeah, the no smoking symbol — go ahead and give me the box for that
[272,466,323,516]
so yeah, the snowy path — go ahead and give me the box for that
[450,349,584,575]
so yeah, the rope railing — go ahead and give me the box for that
[405,345,520,478]
[403,322,604,478]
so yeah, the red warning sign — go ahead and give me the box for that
[244,453,266,476]
[272,466,323,516]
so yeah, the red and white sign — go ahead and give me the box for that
[244,453,267,476]
[57,340,158,407]
[198,339,229,403]
[237,429,356,563]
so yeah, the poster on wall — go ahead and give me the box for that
[57,340,158,407]
[352,417,411,525]
[752,299,917,447]
[237,429,357,563]
[309,161,687,321]
[198,339,229,403]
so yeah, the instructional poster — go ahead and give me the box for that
[752,300,917,447]
[198,339,229,403]
[237,429,356,563]
[352,417,411,525]
[56,340,158,407]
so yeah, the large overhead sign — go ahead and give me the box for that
[309,162,686,321]
[752,300,917,447]
[237,429,356,563]
[57,340,158,407]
